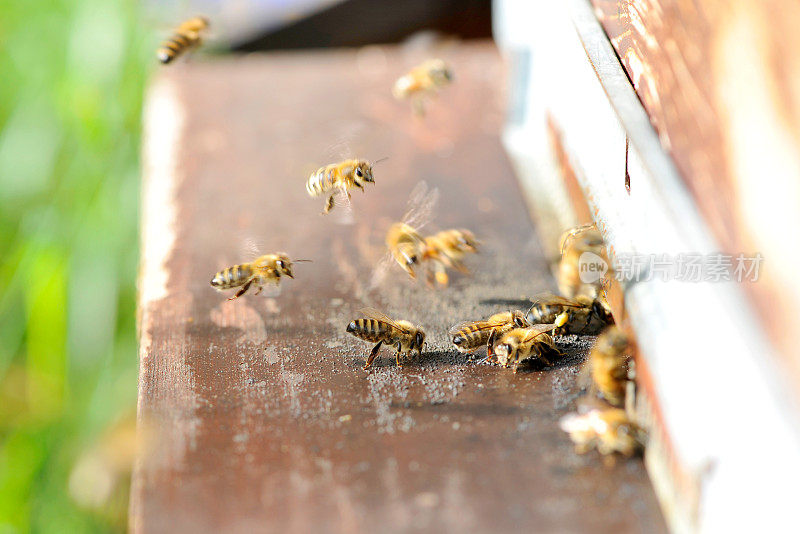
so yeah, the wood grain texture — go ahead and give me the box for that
[132,43,666,532]
[591,0,800,383]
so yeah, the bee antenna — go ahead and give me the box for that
[372,157,389,165]
[294,259,313,263]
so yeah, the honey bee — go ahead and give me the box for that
[559,407,645,458]
[492,325,560,372]
[422,229,479,286]
[525,293,613,336]
[585,326,631,406]
[386,222,426,279]
[370,182,435,287]
[558,223,609,300]
[386,225,479,286]
[157,16,209,64]
[306,158,382,214]
[346,308,426,370]
[210,253,310,300]
[393,59,453,114]
[449,311,529,361]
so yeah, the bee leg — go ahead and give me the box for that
[548,344,563,363]
[485,329,498,364]
[395,342,404,367]
[324,195,335,213]
[538,351,553,367]
[228,279,253,300]
[253,284,263,296]
[363,341,384,370]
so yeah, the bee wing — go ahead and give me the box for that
[329,187,355,226]
[523,324,557,341]
[560,223,598,254]
[448,320,493,337]
[325,140,351,161]
[368,251,396,290]
[401,181,440,231]
[241,237,263,260]
[325,120,366,160]
[258,284,282,298]
[529,292,587,309]
[358,307,410,333]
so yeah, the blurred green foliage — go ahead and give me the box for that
[0,0,153,531]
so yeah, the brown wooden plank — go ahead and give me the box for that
[591,0,800,385]
[132,43,665,533]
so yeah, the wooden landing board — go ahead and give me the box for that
[132,42,665,533]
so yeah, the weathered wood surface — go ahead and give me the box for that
[132,43,665,533]
[591,0,800,383]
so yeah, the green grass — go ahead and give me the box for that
[0,0,152,531]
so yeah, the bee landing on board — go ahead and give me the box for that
[305,158,382,214]
[210,253,311,300]
[386,222,426,279]
[449,311,529,362]
[371,182,435,287]
[345,308,426,370]
[157,16,209,64]
[492,325,560,373]
[584,326,631,406]
[559,408,645,460]
[422,229,479,286]
[392,59,453,115]
[385,224,479,287]
[558,223,610,300]
[525,293,613,336]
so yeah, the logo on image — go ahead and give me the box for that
[579,252,608,284]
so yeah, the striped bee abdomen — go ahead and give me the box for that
[157,33,194,64]
[210,264,253,289]
[346,319,391,342]
[526,303,562,325]
[451,324,490,351]
[306,165,337,197]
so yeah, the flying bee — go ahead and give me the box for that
[558,223,609,300]
[422,229,479,286]
[559,407,645,458]
[386,222,426,279]
[393,59,453,115]
[584,326,631,406]
[385,225,479,287]
[306,158,384,214]
[370,182,437,287]
[492,325,560,373]
[526,293,613,336]
[157,16,209,64]
[372,182,477,287]
[449,310,529,362]
[210,253,311,300]
[345,308,426,370]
